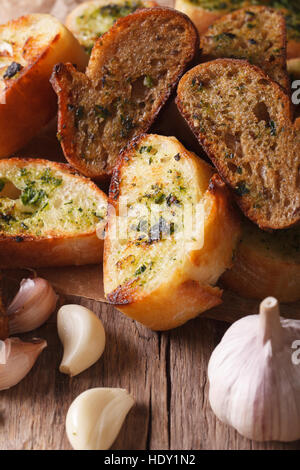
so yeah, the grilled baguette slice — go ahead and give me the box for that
[175,0,300,59]
[0,159,107,268]
[66,0,157,54]
[0,14,88,158]
[104,134,241,331]
[51,7,199,180]
[221,219,300,303]
[176,59,300,230]
[200,6,289,92]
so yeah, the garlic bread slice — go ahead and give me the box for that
[51,7,199,179]
[175,0,300,60]
[176,59,300,230]
[0,14,88,158]
[104,134,241,331]
[222,219,300,303]
[0,159,107,268]
[66,0,157,54]
[200,6,289,93]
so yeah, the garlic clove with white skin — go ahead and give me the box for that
[7,278,58,334]
[57,305,105,376]
[0,337,47,390]
[66,388,135,450]
[208,297,300,442]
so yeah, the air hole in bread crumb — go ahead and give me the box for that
[253,102,270,123]
[150,58,163,67]
[257,79,270,86]
[131,77,149,102]
[224,132,242,157]
[227,162,237,173]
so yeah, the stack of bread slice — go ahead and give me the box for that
[1,3,299,332]
[176,6,300,303]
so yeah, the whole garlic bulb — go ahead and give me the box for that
[208,297,300,442]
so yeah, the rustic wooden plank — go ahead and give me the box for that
[1,296,300,450]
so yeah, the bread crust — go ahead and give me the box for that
[51,7,199,180]
[104,134,241,330]
[0,14,88,158]
[0,158,107,268]
[221,223,300,303]
[176,58,299,230]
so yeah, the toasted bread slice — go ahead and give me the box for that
[176,59,300,230]
[221,218,300,303]
[66,0,157,54]
[103,134,241,331]
[0,14,88,158]
[175,0,300,59]
[0,159,107,268]
[201,6,289,92]
[51,7,199,180]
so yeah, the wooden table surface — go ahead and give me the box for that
[1,295,299,451]
[1,0,300,451]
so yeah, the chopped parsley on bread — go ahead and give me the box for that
[66,0,157,54]
[51,7,199,180]
[0,14,88,158]
[200,6,289,92]
[0,159,107,268]
[176,59,300,230]
[104,134,241,331]
[175,0,300,59]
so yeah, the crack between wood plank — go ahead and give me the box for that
[146,385,152,450]
[201,374,207,408]
[165,334,171,450]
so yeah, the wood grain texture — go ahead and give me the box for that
[1,0,300,451]
[1,297,300,450]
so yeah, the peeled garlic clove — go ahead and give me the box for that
[208,297,300,442]
[0,337,47,390]
[7,278,58,334]
[57,304,105,376]
[66,388,135,450]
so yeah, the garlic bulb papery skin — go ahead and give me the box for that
[57,305,105,376]
[66,388,135,450]
[0,337,47,390]
[208,297,300,442]
[7,278,58,334]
